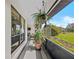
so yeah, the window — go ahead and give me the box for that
[11,6,25,53]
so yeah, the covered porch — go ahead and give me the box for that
[5,0,74,59]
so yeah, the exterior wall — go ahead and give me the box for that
[5,0,11,59]
[27,17,35,35]
[5,0,28,59]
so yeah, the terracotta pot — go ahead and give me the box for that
[35,42,41,50]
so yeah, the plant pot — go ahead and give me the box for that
[35,42,41,50]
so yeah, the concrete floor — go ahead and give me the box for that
[18,38,51,59]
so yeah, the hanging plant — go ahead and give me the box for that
[32,9,48,50]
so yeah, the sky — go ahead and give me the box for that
[47,2,74,28]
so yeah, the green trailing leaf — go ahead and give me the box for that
[32,9,48,30]
[35,31,42,42]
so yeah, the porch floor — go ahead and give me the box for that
[18,38,51,59]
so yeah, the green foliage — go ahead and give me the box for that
[50,25,62,36]
[16,30,20,34]
[48,32,74,52]
[66,23,74,32]
[49,38,74,52]
[32,10,47,30]
[32,10,48,43]
[34,31,42,42]
[66,28,74,32]
[55,32,74,45]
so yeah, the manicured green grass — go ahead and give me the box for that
[49,38,74,53]
[55,32,74,45]
[48,32,74,53]
[50,39,64,47]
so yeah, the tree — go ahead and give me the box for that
[66,23,74,32]
[50,24,62,36]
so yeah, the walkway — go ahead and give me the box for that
[18,38,51,59]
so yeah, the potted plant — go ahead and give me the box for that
[34,30,43,50]
[32,10,48,50]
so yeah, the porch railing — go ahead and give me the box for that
[43,39,74,59]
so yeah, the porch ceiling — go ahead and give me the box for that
[47,0,73,18]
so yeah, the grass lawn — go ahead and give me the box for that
[48,32,74,53]
[55,32,74,45]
